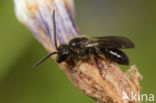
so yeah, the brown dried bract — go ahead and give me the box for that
[58,58,142,103]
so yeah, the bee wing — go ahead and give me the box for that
[89,36,135,49]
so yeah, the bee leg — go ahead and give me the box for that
[96,49,110,65]
[88,48,96,65]
[89,54,96,65]
[102,56,111,65]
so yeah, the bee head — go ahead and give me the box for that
[56,44,71,63]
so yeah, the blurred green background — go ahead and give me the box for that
[0,0,156,103]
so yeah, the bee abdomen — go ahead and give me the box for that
[100,48,129,65]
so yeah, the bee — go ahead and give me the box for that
[32,10,135,69]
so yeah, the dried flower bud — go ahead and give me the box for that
[14,0,79,51]
[14,0,142,103]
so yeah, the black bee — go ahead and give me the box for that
[32,10,135,69]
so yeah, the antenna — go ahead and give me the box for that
[32,52,57,70]
[32,10,58,70]
[53,10,58,49]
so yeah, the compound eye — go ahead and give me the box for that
[56,53,67,63]
[57,45,70,63]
